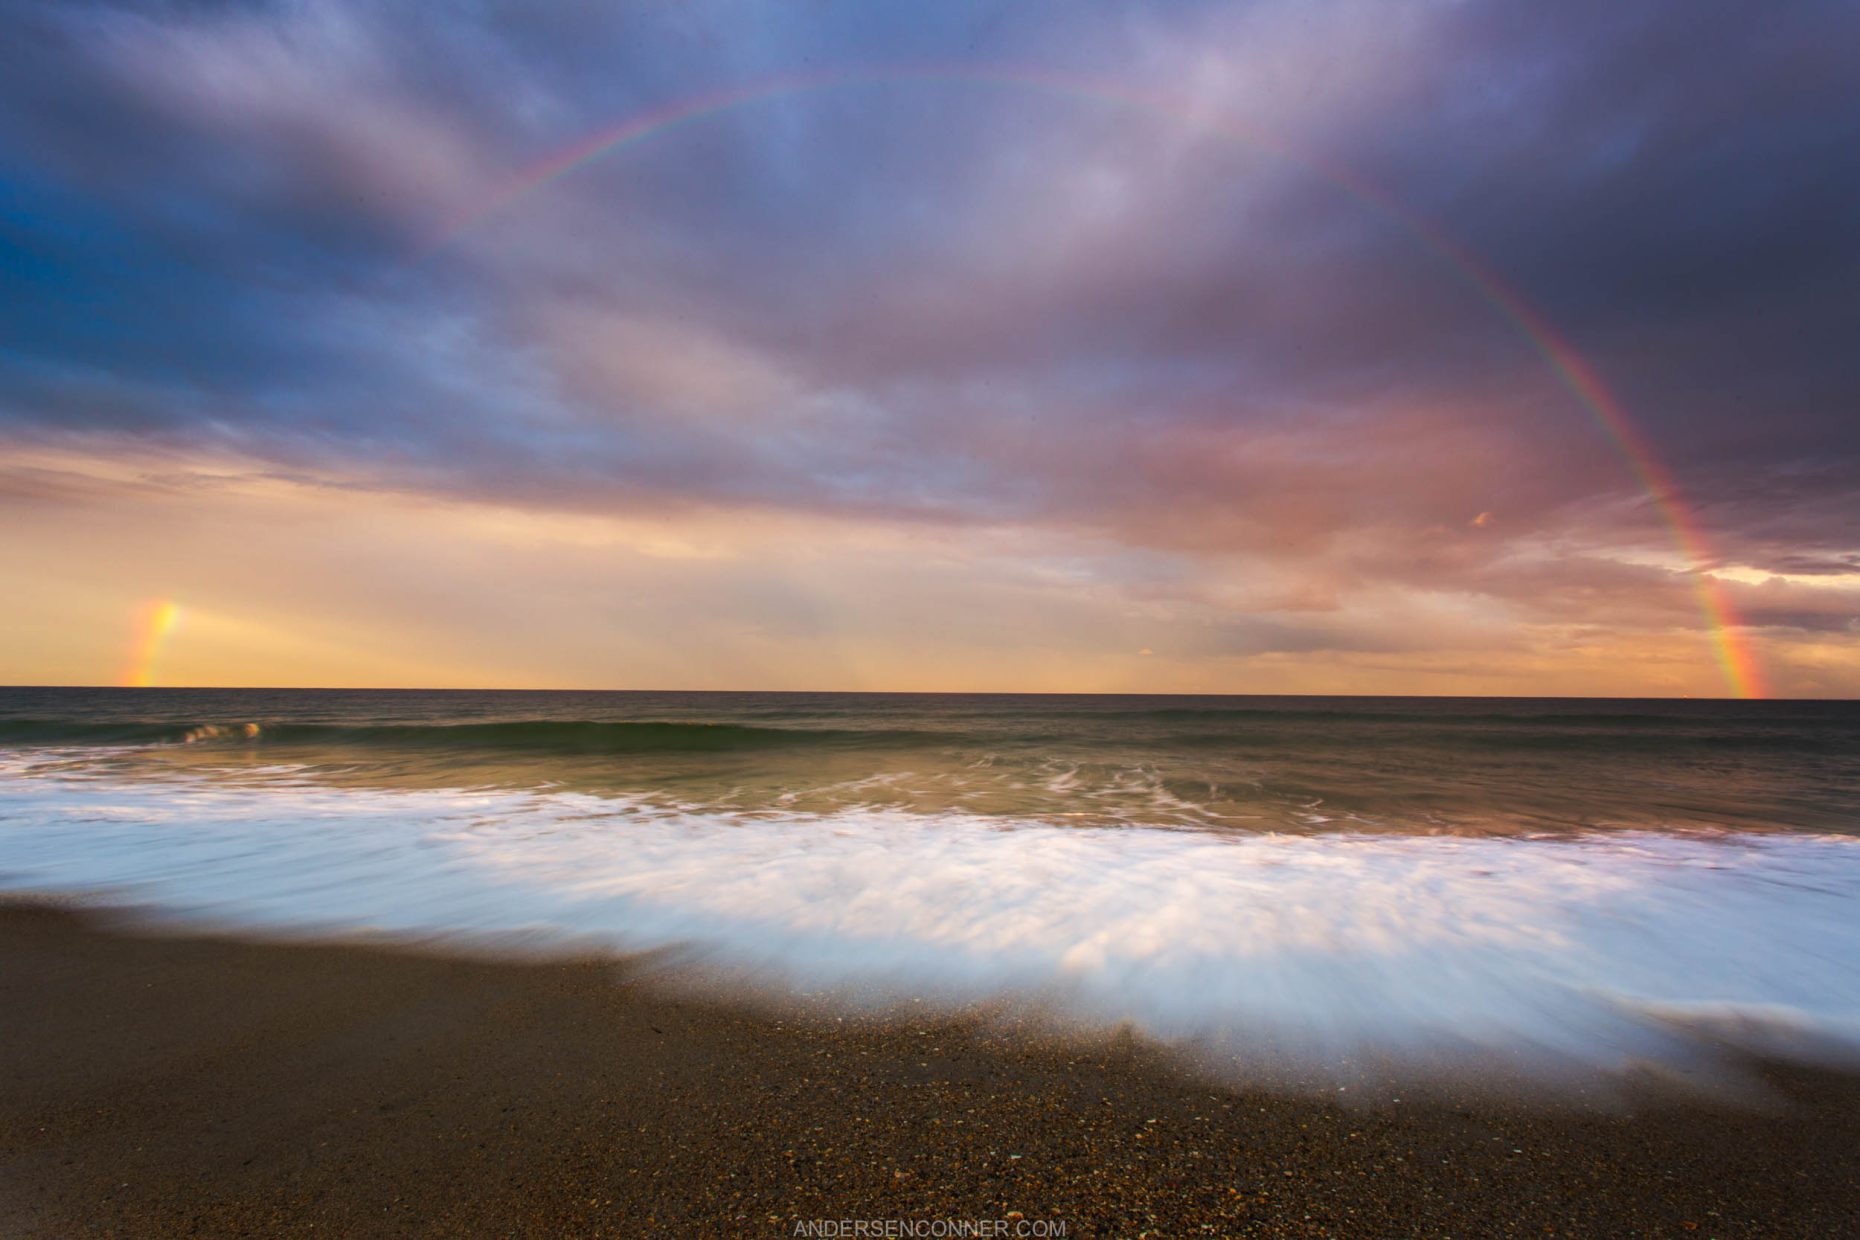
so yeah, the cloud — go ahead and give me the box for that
[0,0,1855,691]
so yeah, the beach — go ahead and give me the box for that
[3,901,1857,1238]
[4,690,1859,1235]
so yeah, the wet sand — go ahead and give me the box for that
[1,902,1856,1237]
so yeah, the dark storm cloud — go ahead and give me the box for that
[1,0,1856,642]
[1354,0,1860,456]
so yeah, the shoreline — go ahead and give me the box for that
[2,901,1857,1237]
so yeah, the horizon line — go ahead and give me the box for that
[0,684,1838,702]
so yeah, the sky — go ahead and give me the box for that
[2,0,1857,696]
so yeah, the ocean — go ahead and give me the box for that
[3,688,1858,1090]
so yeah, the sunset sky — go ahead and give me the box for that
[3,0,1857,695]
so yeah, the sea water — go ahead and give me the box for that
[3,688,1857,1091]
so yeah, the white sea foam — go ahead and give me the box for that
[2,751,1858,1091]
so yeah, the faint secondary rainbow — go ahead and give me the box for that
[122,599,182,688]
[417,64,1764,698]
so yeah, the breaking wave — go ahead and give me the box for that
[1,751,1857,1095]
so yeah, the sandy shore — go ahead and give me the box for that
[1,903,1856,1237]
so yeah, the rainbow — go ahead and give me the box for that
[122,599,182,688]
[417,64,1764,698]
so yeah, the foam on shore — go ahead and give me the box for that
[2,752,1857,1090]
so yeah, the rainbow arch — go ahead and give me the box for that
[417,64,1764,698]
